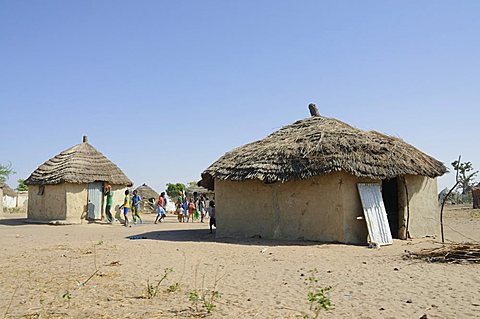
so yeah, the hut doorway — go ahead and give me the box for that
[87,182,103,220]
[382,178,399,238]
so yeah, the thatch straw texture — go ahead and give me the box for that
[0,183,16,197]
[200,116,446,189]
[25,141,132,186]
[186,185,214,197]
[135,183,159,200]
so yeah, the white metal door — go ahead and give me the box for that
[357,183,393,246]
[87,182,103,220]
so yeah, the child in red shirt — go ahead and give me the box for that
[187,198,195,223]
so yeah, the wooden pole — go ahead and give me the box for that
[308,103,320,117]
[402,176,411,239]
[440,155,461,243]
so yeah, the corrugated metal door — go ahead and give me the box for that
[357,183,393,246]
[87,182,103,220]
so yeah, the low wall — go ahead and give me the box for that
[3,195,17,208]
[17,191,28,208]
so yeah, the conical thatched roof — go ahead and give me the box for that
[0,182,17,197]
[25,137,132,186]
[186,185,213,196]
[135,183,159,200]
[200,114,446,190]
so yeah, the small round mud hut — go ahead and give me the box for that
[134,183,159,213]
[25,136,132,224]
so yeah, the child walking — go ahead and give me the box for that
[177,204,184,222]
[119,190,131,227]
[187,198,196,223]
[131,190,143,224]
[198,195,206,223]
[181,198,188,222]
[154,194,166,224]
[208,200,216,233]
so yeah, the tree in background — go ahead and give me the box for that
[166,183,186,199]
[0,163,15,183]
[451,160,478,195]
[16,179,28,191]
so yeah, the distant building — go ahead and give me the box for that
[1,183,17,208]
[134,183,159,213]
[186,185,214,201]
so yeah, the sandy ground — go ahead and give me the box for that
[0,206,479,319]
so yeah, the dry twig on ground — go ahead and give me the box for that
[405,244,480,264]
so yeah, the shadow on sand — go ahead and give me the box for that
[0,218,28,226]
[127,228,331,247]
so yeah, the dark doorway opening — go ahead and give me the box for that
[382,178,399,238]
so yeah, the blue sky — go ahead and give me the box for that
[1,1,479,192]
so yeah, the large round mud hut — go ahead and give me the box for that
[199,104,447,244]
[25,136,132,224]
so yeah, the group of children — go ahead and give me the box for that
[175,193,216,233]
[118,189,143,227]
[111,187,216,233]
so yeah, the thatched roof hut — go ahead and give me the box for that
[0,183,16,197]
[200,105,446,244]
[186,185,214,200]
[1,182,17,209]
[200,115,446,189]
[134,183,160,213]
[25,137,132,186]
[134,183,159,200]
[25,136,132,223]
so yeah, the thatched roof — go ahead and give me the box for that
[200,114,447,190]
[25,137,132,186]
[0,183,16,197]
[135,183,159,200]
[186,185,213,196]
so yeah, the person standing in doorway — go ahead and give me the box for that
[104,184,114,223]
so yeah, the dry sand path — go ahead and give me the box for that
[0,206,479,318]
